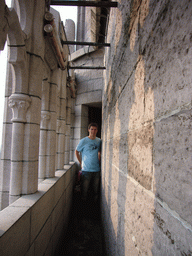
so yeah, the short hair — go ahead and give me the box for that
[88,123,98,130]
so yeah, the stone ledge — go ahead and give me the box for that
[0,162,76,256]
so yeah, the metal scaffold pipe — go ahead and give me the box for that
[50,0,118,7]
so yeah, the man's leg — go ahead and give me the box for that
[92,171,101,202]
[81,171,91,202]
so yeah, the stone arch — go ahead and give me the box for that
[7,7,27,93]
[13,0,33,37]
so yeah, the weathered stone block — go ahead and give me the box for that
[128,123,154,190]
[112,133,128,174]
[124,177,154,255]
[154,110,192,224]
[152,201,192,255]
[143,1,192,120]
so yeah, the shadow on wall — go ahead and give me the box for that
[102,0,192,255]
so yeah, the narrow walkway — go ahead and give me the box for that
[54,183,105,256]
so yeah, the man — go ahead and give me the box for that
[75,123,101,203]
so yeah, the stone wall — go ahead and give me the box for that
[101,0,192,255]
[0,163,76,256]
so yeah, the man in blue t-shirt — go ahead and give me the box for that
[75,123,101,203]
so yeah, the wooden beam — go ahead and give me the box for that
[50,1,118,7]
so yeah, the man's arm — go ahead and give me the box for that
[75,149,82,168]
[98,151,101,165]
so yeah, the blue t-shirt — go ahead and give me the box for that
[76,137,101,172]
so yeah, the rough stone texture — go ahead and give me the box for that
[152,201,192,256]
[154,110,192,225]
[101,0,192,255]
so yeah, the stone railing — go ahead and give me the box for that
[0,162,76,256]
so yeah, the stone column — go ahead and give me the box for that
[39,110,50,182]
[38,79,50,182]
[76,6,85,50]
[8,94,31,204]
[56,70,67,169]
[64,87,72,164]
[56,120,65,169]
[45,71,58,177]
[70,97,75,161]
[65,19,75,54]
[0,61,13,210]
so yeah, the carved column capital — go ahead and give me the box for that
[8,94,31,122]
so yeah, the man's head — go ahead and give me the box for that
[88,123,98,139]
[88,123,98,130]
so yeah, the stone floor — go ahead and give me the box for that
[54,184,105,256]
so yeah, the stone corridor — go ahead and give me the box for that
[1,1,192,254]
[54,183,105,256]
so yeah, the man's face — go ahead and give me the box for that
[88,126,98,137]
